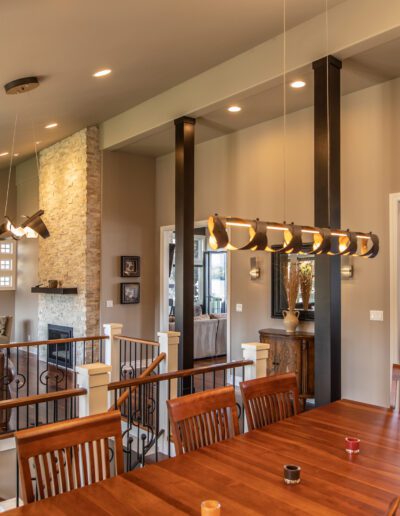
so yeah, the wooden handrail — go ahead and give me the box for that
[0,388,87,410]
[114,335,159,347]
[108,359,252,391]
[0,335,108,350]
[110,352,166,410]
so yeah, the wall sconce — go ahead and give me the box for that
[249,257,260,280]
[341,265,353,279]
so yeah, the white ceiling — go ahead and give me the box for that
[0,0,346,164]
[122,36,400,157]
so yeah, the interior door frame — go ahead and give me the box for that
[390,193,400,383]
[160,221,232,362]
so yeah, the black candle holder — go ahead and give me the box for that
[283,464,301,485]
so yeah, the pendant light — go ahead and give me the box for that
[208,0,379,259]
[0,111,50,241]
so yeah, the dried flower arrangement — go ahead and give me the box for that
[282,261,300,311]
[299,261,313,311]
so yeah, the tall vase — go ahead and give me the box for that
[282,309,300,334]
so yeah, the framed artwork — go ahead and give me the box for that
[121,282,140,304]
[121,256,140,277]
[271,244,315,321]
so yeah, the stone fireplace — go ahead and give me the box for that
[37,127,101,362]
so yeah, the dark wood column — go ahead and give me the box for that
[313,55,342,405]
[174,116,196,371]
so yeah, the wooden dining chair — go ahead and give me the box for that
[387,496,400,515]
[240,373,300,431]
[390,364,400,409]
[15,410,124,504]
[167,386,240,455]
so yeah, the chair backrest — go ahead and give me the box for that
[167,386,240,455]
[240,373,300,431]
[387,497,400,516]
[391,364,400,409]
[16,410,124,504]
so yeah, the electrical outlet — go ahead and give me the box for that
[106,300,113,308]
[370,310,383,322]
[236,304,243,312]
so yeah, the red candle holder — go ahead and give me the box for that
[345,437,360,454]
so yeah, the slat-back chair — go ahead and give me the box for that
[167,386,240,455]
[387,496,400,515]
[16,410,124,504]
[240,373,300,431]
[390,364,400,409]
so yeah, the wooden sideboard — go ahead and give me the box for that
[259,328,314,398]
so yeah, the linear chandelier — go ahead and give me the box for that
[208,215,379,258]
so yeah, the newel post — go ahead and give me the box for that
[158,331,180,454]
[103,323,123,382]
[241,342,269,431]
[76,363,112,416]
[241,342,269,381]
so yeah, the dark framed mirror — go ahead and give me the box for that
[271,245,315,321]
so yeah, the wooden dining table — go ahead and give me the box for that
[7,400,400,515]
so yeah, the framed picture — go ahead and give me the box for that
[121,256,140,278]
[121,282,140,304]
[271,244,315,321]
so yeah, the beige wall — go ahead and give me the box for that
[156,78,400,407]
[14,158,39,342]
[101,151,156,339]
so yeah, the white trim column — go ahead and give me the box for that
[103,323,123,382]
[76,363,112,416]
[158,331,180,455]
[242,342,269,381]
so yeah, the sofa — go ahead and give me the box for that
[169,313,227,360]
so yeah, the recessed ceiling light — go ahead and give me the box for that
[227,106,242,113]
[0,152,9,157]
[13,153,19,157]
[45,122,58,129]
[35,141,41,145]
[290,80,306,89]
[93,69,112,78]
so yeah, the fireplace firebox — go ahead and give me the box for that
[48,324,74,368]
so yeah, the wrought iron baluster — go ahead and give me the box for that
[36,344,39,396]
[26,345,30,427]
[134,342,137,377]
[91,339,94,364]
[223,369,227,387]
[83,340,86,365]
[73,342,77,387]
[146,344,148,369]
[168,380,171,457]
[140,343,143,376]
[129,340,132,378]
[202,373,205,392]
[155,381,159,463]
[213,370,216,389]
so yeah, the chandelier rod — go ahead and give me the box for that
[4,113,18,218]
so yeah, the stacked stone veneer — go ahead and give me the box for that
[37,127,101,358]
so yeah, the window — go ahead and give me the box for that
[0,242,16,290]
[0,260,11,270]
[0,276,12,287]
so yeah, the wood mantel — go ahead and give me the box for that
[259,328,314,399]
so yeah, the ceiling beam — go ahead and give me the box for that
[100,0,400,151]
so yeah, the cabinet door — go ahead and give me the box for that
[266,339,301,388]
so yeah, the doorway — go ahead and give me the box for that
[390,193,400,377]
[160,222,230,365]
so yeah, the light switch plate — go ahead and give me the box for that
[236,304,243,312]
[370,310,383,321]
[106,300,113,308]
